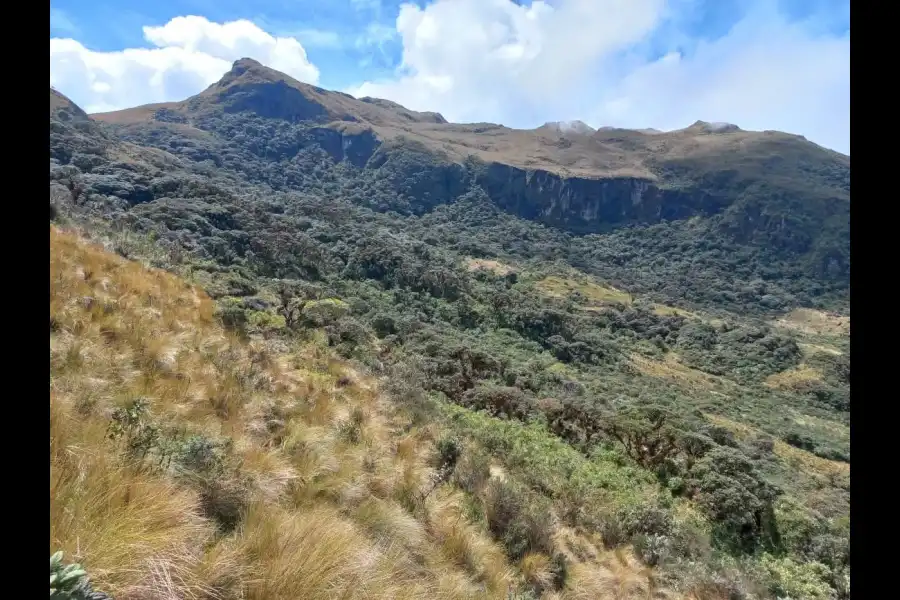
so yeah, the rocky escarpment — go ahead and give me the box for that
[472,162,730,234]
[311,125,382,168]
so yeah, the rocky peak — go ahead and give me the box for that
[541,120,596,135]
[686,120,741,134]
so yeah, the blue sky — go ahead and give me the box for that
[50,0,850,153]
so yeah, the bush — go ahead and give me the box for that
[434,435,462,473]
[247,309,286,331]
[302,298,350,326]
[760,554,838,600]
[460,385,535,421]
[599,501,675,557]
[453,447,492,494]
[218,303,248,334]
[482,479,555,560]
[687,447,779,550]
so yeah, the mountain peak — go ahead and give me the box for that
[50,87,88,120]
[232,57,263,70]
[541,120,596,135]
[686,120,741,133]
[207,56,303,93]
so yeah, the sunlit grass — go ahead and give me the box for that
[49,225,524,599]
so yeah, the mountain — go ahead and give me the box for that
[88,58,849,284]
[50,58,850,600]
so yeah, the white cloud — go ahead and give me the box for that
[48,3,850,153]
[347,0,850,154]
[348,0,666,124]
[356,23,397,49]
[589,8,850,153]
[50,15,319,114]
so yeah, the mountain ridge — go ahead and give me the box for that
[88,58,849,176]
[52,58,850,293]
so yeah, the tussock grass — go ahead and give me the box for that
[50,225,689,599]
[49,226,523,599]
[774,308,849,338]
[565,548,664,600]
[536,275,633,306]
[764,364,825,392]
[51,396,216,600]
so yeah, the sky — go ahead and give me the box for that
[49,0,850,154]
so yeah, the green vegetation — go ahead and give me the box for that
[50,60,849,600]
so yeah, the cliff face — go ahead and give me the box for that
[474,163,726,233]
[311,126,381,168]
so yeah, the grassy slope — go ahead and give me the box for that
[50,225,684,600]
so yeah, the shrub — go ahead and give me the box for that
[760,554,838,600]
[302,298,350,326]
[434,435,463,473]
[482,479,555,560]
[453,447,492,494]
[247,310,286,331]
[687,447,779,551]
[218,303,248,334]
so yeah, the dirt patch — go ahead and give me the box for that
[465,258,515,276]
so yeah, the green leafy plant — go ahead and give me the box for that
[50,551,109,600]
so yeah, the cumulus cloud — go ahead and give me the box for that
[48,2,849,153]
[590,8,850,153]
[350,0,665,124]
[50,15,319,113]
[347,0,849,153]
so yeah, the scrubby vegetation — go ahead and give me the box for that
[50,62,849,600]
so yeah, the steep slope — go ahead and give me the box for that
[50,224,702,599]
[50,87,111,163]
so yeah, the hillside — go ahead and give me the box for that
[51,224,697,599]
[51,58,849,600]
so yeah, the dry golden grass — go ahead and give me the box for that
[565,548,669,600]
[764,364,825,392]
[797,342,843,357]
[49,225,522,599]
[465,258,516,276]
[650,304,698,319]
[704,414,849,481]
[537,275,632,307]
[628,352,727,392]
[774,308,850,338]
[650,304,724,328]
